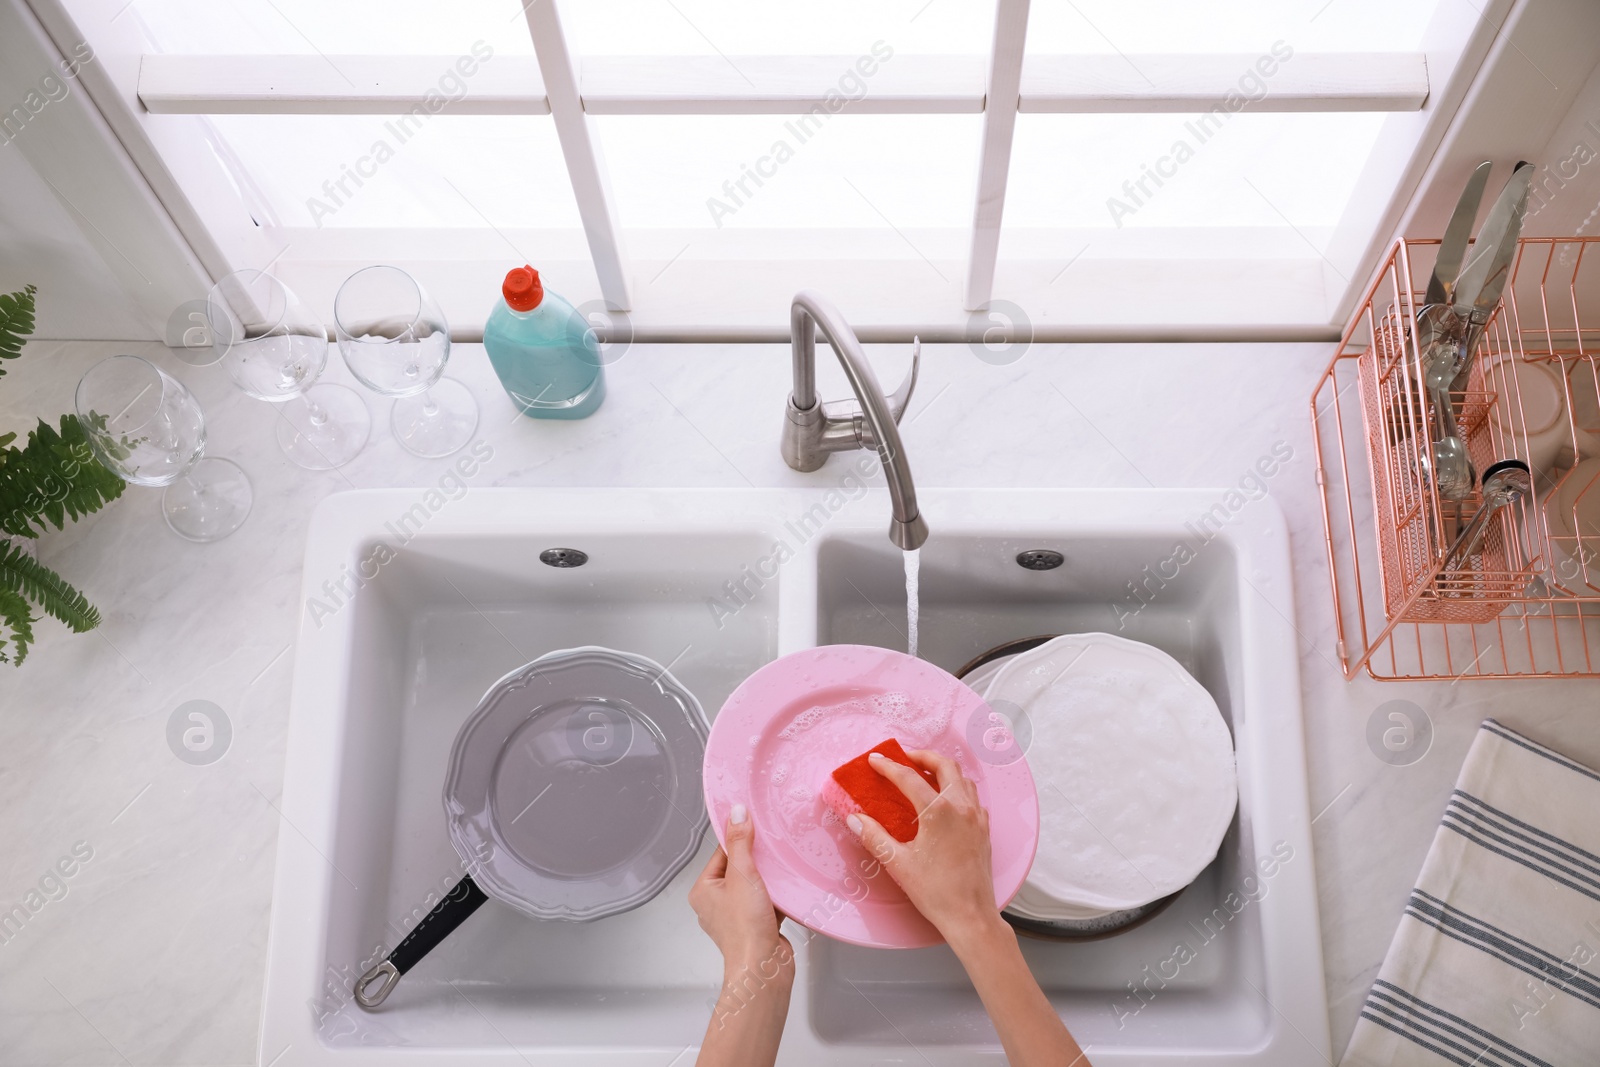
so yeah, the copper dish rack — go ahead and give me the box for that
[1312,237,1600,680]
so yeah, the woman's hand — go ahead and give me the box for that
[689,805,793,977]
[690,806,795,1067]
[846,749,1004,947]
[848,751,1093,1065]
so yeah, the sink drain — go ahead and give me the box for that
[1015,549,1064,571]
[539,547,589,568]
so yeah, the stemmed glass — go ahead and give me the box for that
[206,270,370,470]
[75,355,253,542]
[334,266,478,458]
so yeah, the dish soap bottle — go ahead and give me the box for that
[484,266,606,419]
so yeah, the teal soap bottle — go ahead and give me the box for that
[483,265,605,419]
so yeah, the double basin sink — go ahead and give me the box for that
[260,487,1330,1065]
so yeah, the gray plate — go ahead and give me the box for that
[443,646,710,922]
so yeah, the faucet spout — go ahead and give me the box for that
[783,290,928,551]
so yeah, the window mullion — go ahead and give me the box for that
[522,0,631,310]
[964,0,1029,312]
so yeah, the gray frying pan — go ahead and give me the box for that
[355,646,708,1008]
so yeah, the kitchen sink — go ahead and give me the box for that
[261,488,1329,1065]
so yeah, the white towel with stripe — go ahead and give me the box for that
[1340,719,1600,1067]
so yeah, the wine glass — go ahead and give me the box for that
[75,355,253,542]
[206,270,370,470]
[334,266,478,458]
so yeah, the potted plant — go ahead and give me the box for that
[0,284,125,664]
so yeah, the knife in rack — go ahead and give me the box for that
[1414,161,1491,362]
[1446,161,1535,398]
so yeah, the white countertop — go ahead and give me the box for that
[2,336,1597,1066]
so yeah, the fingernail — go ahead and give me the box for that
[868,752,885,762]
[730,803,747,825]
[846,814,863,835]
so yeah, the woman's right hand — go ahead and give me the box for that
[850,749,1093,1066]
[845,749,1004,945]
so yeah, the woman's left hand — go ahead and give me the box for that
[689,805,793,977]
[691,807,796,1066]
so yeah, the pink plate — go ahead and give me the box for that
[703,644,1039,949]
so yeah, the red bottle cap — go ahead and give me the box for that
[502,265,543,312]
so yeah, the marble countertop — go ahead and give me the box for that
[2,336,1597,1066]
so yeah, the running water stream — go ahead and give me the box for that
[903,548,920,658]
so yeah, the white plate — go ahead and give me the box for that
[960,650,1017,701]
[1546,458,1600,592]
[1485,355,1569,478]
[958,649,1119,923]
[986,632,1238,913]
[1006,881,1115,922]
[1568,359,1600,459]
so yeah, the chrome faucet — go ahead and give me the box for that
[781,290,928,550]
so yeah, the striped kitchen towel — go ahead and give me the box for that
[1340,718,1600,1067]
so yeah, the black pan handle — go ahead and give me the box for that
[354,875,488,1009]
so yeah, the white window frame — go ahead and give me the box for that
[29,0,1521,340]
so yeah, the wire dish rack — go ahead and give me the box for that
[1312,237,1600,680]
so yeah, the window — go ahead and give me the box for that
[62,0,1490,335]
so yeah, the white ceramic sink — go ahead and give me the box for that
[260,487,1330,1066]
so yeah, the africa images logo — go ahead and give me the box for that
[1104,41,1294,228]
[0,842,94,948]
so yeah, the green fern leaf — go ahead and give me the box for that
[0,285,37,375]
[0,586,36,666]
[0,415,124,538]
[0,540,100,632]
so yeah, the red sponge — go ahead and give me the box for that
[824,738,940,842]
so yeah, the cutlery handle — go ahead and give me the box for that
[1446,326,1484,400]
[1444,501,1496,572]
[354,876,488,1009]
[1442,459,1531,572]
